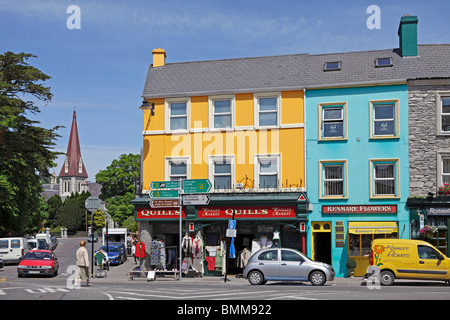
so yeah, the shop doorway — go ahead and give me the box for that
[312,222,332,265]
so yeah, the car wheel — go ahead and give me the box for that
[309,271,326,286]
[248,270,265,285]
[380,270,395,286]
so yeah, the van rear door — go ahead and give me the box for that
[416,244,450,281]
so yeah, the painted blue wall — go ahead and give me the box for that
[305,84,410,277]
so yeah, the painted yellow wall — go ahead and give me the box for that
[141,90,305,192]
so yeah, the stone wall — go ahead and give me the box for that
[408,80,450,196]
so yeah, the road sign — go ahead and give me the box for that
[150,199,180,208]
[150,190,179,198]
[226,229,237,237]
[183,179,212,194]
[150,181,180,189]
[85,196,101,212]
[228,220,236,230]
[182,195,210,205]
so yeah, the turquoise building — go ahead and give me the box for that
[305,84,410,277]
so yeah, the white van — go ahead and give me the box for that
[35,233,53,250]
[0,238,29,264]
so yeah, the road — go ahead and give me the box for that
[2,237,450,305]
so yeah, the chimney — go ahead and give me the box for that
[398,15,418,57]
[152,48,166,67]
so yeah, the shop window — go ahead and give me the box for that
[348,232,398,257]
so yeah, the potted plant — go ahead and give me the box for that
[419,225,438,239]
[437,184,450,195]
[346,260,357,277]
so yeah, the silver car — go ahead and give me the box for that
[243,248,335,286]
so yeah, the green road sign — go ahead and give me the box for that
[150,190,179,198]
[183,179,212,194]
[150,181,180,189]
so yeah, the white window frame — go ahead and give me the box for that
[369,159,400,199]
[319,160,348,199]
[437,152,450,189]
[254,154,281,190]
[208,155,235,191]
[208,95,235,131]
[318,102,347,140]
[165,98,190,133]
[254,92,281,129]
[369,100,399,139]
[436,92,450,135]
[165,157,190,182]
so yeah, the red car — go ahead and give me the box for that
[18,250,59,277]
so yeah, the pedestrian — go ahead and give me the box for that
[135,239,146,270]
[131,239,137,264]
[75,240,91,286]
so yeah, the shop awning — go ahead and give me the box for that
[348,221,398,235]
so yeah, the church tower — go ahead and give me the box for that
[59,110,89,200]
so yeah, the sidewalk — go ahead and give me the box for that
[92,256,367,286]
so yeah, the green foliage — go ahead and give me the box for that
[0,51,61,235]
[95,153,140,226]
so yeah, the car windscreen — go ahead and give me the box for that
[100,246,119,252]
[24,252,52,260]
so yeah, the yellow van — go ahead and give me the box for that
[370,239,450,286]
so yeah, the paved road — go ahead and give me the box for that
[2,237,450,303]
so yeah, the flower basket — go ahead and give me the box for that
[437,184,450,196]
[418,225,438,239]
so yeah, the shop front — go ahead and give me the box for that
[309,204,406,278]
[132,192,309,277]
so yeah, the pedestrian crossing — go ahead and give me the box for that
[103,286,340,300]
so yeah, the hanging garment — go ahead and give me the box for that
[193,236,203,258]
[205,257,216,271]
[229,238,236,259]
[182,236,192,258]
[240,249,251,268]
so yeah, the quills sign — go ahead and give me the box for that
[136,207,185,220]
[198,206,296,219]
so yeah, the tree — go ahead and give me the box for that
[95,153,140,226]
[0,52,61,235]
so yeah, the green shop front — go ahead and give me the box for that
[132,192,309,276]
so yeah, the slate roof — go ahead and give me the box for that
[142,44,450,99]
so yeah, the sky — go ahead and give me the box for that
[1,0,450,180]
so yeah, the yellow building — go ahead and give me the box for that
[134,49,309,275]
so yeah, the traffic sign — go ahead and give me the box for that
[150,190,179,198]
[85,196,101,212]
[228,220,236,230]
[150,181,180,189]
[183,179,212,194]
[226,229,237,238]
[150,199,180,208]
[182,195,210,205]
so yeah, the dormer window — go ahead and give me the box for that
[375,57,393,68]
[324,61,341,71]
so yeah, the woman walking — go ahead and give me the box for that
[76,240,91,286]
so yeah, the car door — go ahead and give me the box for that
[256,250,280,280]
[280,249,308,281]
[416,244,449,280]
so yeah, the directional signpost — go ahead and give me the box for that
[150,199,180,208]
[182,195,210,205]
[150,181,179,189]
[150,189,179,198]
[183,179,212,194]
[85,196,101,277]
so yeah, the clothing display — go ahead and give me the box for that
[192,235,204,274]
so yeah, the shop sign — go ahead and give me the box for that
[136,207,185,220]
[322,205,397,214]
[427,208,450,215]
[198,206,296,219]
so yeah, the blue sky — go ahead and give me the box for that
[1,0,449,179]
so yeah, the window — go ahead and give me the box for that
[442,158,450,185]
[258,250,278,261]
[440,97,450,133]
[323,165,343,196]
[281,250,303,262]
[319,160,347,199]
[212,99,232,129]
[418,245,442,260]
[375,57,393,67]
[166,157,190,182]
[255,94,280,128]
[169,102,188,131]
[370,100,399,139]
[324,61,341,71]
[255,155,280,189]
[370,159,399,198]
[210,156,234,190]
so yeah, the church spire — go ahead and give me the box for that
[59,110,88,178]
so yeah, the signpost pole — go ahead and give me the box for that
[179,181,183,280]
[224,213,236,283]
